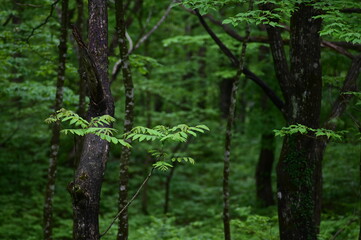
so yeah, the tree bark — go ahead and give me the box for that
[68,1,114,239]
[43,0,68,238]
[276,3,322,240]
[115,0,134,239]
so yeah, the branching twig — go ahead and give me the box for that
[26,0,60,42]
[111,0,176,81]
[329,218,357,240]
[100,168,154,238]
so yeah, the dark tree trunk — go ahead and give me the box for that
[220,78,233,118]
[76,0,87,119]
[255,133,275,207]
[115,0,135,239]
[68,0,114,239]
[164,163,177,214]
[74,0,87,168]
[43,0,68,238]
[276,4,322,240]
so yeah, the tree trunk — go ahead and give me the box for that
[115,0,135,239]
[276,3,322,239]
[74,0,86,168]
[164,163,177,214]
[219,1,252,237]
[255,133,275,207]
[43,0,68,238]
[69,1,114,239]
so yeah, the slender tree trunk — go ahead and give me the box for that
[164,163,177,214]
[76,0,87,119]
[74,0,86,168]
[255,133,275,207]
[141,88,152,215]
[43,0,68,238]
[220,1,252,239]
[68,1,114,239]
[115,0,134,239]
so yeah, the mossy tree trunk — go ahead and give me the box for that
[43,0,68,238]
[69,0,114,239]
[261,2,322,239]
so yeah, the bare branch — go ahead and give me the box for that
[100,168,154,238]
[325,55,361,128]
[26,0,60,42]
[112,0,176,82]
[194,9,285,113]
[185,9,358,59]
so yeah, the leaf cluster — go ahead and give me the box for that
[274,124,346,140]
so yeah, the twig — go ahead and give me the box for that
[100,168,155,238]
[132,0,176,51]
[26,0,60,42]
[329,218,357,240]
[111,0,176,81]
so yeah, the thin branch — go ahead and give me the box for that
[326,55,361,128]
[321,41,354,59]
[100,168,154,238]
[15,2,43,8]
[26,0,60,42]
[329,218,357,240]
[340,8,361,14]
[194,9,285,113]
[111,0,176,82]
[186,9,357,59]
[133,0,176,51]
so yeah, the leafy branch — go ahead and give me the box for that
[46,109,210,171]
[274,124,346,140]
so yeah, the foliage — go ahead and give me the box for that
[127,124,209,171]
[46,109,210,171]
[274,124,346,140]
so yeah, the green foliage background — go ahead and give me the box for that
[0,0,360,239]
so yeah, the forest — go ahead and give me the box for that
[1,0,361,239]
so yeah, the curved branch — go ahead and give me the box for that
[26,0,60,42]
[194,10,285,113]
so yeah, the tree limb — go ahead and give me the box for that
[194,9,285,113]
[325,55,361,129]
[186,8,357,58]
[112,0,176,82]
[26,0,60,42]
[100,168,154,238]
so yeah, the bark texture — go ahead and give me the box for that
[43,0,68,238]
[69,1,114,239]
[277,4,322,240]
[115,0,134,239]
